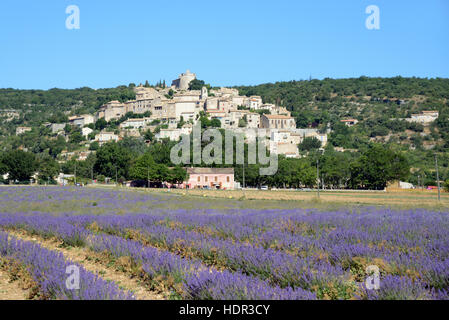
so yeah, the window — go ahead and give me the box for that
[205,176,208,182]
[215,176,218,182]
[197,176,201,182]
[226,176,230,183]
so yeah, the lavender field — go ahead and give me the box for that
[0,186,448,300]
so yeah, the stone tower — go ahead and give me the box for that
[171,70,196,90]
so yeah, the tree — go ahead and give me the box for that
[38,156,59,183]
[199,114,211,128]
[188,79,206,90]
[69,130,84,144]
[298,137,322,151]
[130,153,169,184]
[443,180,449,193]
[118,136,147,156]
[210,118,221,128]
[95,118,108,131]
[168,166,187,185]
[143,129,154,141]
[350,144,410,190]
[0,157,8,175]
[320,151,352,188]
[89,141,100,151]
[94,142,132,179]
[2,150,38,183]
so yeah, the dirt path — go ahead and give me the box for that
[6,229,166,300]
[0,268,27,300]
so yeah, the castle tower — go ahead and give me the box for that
[171,70,196,90]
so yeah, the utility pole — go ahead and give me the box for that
[316,158,320,198]
[435,153,441,201]
[147,165,150,189]
[74,162,77,185]
[115,165,118,186]
[242,163,245,189]
[91,166,94,184]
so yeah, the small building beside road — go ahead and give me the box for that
[185,168,234,190]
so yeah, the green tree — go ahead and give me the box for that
[298,137,322,151]
[168,166,187,185]
[130,153,169,183]
[143,129,154,141]
[2,150,38,183]
[89,141,100,151]
[38,156,59,183]
[210,118,221,128]
[444,180,449,192]
[69,130,84,144]
[94,142,132,179]
[188,79,206,90]
[350,144,410,190]
[95,118,108,131]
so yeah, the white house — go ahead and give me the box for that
[82,127,93,137]
[95,132,119,145]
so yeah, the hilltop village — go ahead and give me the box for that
[28,70,330,161]
[2,73,447,190]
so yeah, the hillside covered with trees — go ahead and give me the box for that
[0,77,448,189]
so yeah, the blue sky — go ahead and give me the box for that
[0,0,448,89]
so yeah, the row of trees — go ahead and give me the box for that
[0,150,58,184]
[0,137,411,190]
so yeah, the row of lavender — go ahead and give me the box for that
[1,187,448,300]
[0,231,134,300]
[2,207,448,299]
[0,213,316,300]
[73,209,449,299]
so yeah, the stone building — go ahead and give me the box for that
[408,111,439,124]
[171,70,196,90]
[98,101,126,122]
[69,114,95,127]
[247,96,263,110]
[260,114,296,130]
[119,118,151,129]
[95,132,119,145]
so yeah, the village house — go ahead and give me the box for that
[98,101,126,122]
[69,114,95,127]
[260,114,296,130]
[206,110,227,120]
[408,111,439,124]
[247,96,263,110]
[119,118,151,130]
[156,125,192,142]
[246,113,261,128]
[271,106,291,117]
[95,132,119,145]
[82,127,93,138]
[340,119,359,127]
[185,168,235,190]
[77,151,93,161]
[16,127,32,135]
[49,123,66,134]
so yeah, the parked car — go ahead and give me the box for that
[260,185,268,190]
